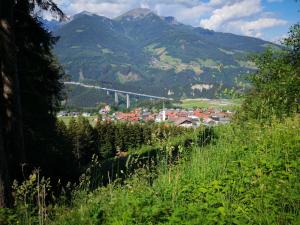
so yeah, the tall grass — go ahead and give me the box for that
[49,117,300,225]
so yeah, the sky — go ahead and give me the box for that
[51,0,299,43]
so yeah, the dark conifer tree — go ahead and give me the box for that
[55,120,78,179]
[68,117,81,167]
[0,0,24,207]
[115,123,125,151]
[76,116,97,166]
[96,121,115,158]
[0,0,65,207]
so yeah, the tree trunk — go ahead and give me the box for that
[0,0,25,207]
[0,72,9,208]
[1,0,25,160]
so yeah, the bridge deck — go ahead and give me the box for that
[64,82,173,101]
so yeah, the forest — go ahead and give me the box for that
[0,0,299,224]
[54,117,192,182]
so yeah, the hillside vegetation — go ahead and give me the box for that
[51,117,300,224]
[40,20,300,225]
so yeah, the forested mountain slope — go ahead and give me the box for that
[53,8,277,106]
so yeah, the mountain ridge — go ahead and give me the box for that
[52,8,277,107]
[115,8,153,20]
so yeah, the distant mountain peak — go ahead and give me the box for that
[163,16,179,25]
[116,8,154,20]
[73,11,96,19]
[79,11,95,16]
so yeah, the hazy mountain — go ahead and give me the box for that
[52,8,276,107]
[40,18,61,31]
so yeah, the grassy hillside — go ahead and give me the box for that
[50,117,300,224]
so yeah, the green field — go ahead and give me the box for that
[180,98,242,111]
[58,116,98,126]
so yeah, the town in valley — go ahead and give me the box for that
[58,102,233,127]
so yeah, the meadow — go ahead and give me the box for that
[180,98,242,111]
[58,115,98,126]
[48,116,300,224]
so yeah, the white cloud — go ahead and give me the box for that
[140,2,150,9]
[58,0,132,18]
[154,3,210,25]
[54,0,213,25]
[70,1,127,18]
[199,0,262,30]
[227,18,287,37]
[240,18,287,36]
[207,0,227,7]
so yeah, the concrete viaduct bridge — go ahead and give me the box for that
[64,81,173,108]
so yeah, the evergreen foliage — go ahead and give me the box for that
[76,119,188,161]
[15,12,67,179]
[0,0,66,207]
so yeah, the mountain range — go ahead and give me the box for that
[51,8,277,107]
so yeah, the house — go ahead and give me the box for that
[177,111,188,117]
[142,112,155,122]
[69,112,80,117]
[210,112,230,124]
[166,110,177,118]
[57,111,68,117]
[188,115,200,122]
[82,112,91,117]
[173,117,193,128]
[115,112,141,122]
[155,115,164,123]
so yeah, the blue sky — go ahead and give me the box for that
[52,0,299,42]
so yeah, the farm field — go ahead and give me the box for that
[180,98,242,110]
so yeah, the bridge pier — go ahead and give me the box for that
[126,94,130,109]
[114,92,119,105]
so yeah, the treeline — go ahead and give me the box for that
[55,117,189,179]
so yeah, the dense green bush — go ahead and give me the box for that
[237,25,300,121]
